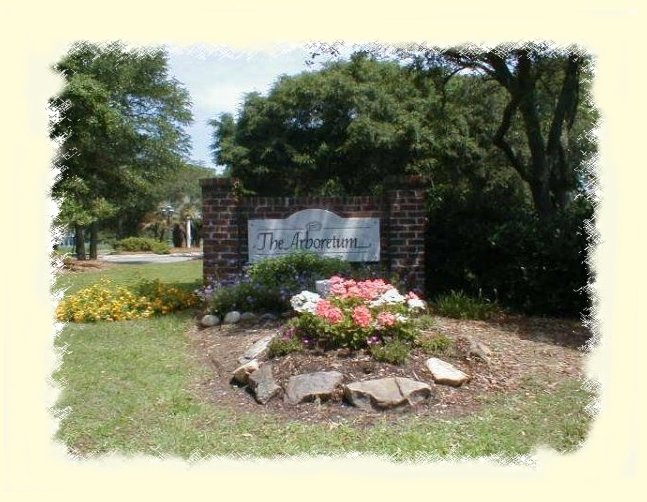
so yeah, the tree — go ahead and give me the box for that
[49,41,192,258]
[210,54,443,195]
[394,44,596,220]
[308,43,597,220]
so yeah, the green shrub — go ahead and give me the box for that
[208,280,285,316]
[248,252,351,293]
[412,314,436,330]
[268,334,304,357]
[432,290,499,320]
[416,333,454,356]
[370,340,412,365]
[114,237,170,254]
[426,185,593,317]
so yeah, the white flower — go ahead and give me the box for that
[290,290,321,313]
[369,288,406,308]
[407,298,426,311]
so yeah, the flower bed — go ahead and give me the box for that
[276,276,427,358]
[56,278,199,323]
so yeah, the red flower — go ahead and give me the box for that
[352,305,372,327]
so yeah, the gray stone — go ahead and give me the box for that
[259,312,278,322]
[248,364,281,404]
[425,358,470,387]
[223,311,241,324]
[231,359,260,386]
[315,279,332,298]
[284,371,344,405]
[200,314,220,327]
[344,377,432,410]
[238,334,275,364]
[468,339,492,364]
[240,312,258,323]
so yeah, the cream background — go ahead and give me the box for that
[2,0,644,499]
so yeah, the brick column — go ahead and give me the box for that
[200,177,242,283]
[385,176,427,294]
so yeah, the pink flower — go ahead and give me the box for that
[407,292,420,300]
[315,299,344,324]
[377,311,397,327]
[352,305,373,327]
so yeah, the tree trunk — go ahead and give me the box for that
[529,178,553,222]
[89,222,98,259]
[74,224,86,260]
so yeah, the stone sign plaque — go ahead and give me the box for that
[248,209,380,263]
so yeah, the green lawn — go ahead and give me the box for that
[54,259,203,295]
[52,260,594,460]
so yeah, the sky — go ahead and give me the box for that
[165,44,320,173]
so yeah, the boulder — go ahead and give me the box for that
[223,311,241,324]
[231,359,260,386]
[200,314,220,327]
[343,377,432,410]
[425,358,470,387]
[284,371,344,405]
[240,312,258,323]
[248,364,281,404]
[468,339,492,364]
[315,279,332,298]
[238,334,275,364]
[258,312,279,323]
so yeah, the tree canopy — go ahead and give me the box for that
[49,41,193,257]
[211,53,447,195]
[210,46,596,220]
[397,43,597,220]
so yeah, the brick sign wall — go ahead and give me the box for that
[200,176,427,292]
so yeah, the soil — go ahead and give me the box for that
[56,258,115,273]
[186,314,592,428]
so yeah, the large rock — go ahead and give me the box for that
[238,334,275,364]
[315,279,332,298]
[425,358,470,387]
[200,314,220,327]
[344,377,432,410]
[240,312,258,323]
[467,339,492,365]
[231,359,260,386]
[284,371,344,405]
[223,311,241,324]
[258,312,278,323]
[248,364,281,404]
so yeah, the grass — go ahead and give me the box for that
[432,290,500,320]
[54,259,203,296]
[52,261,594,460]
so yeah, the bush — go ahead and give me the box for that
[56,278,199,323]
[114,237,170,254]
[285,276,425,352]
[207,280,285,316]
[198,253,353,315]
[425,185,593,317]
[268,327,305,357]
[416,333,454,357]
[248,251,351,294]
[370,339,411,365]
[432,290,498,320]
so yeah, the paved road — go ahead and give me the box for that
[100,252,203,264]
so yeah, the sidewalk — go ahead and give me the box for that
[99,250,203,264]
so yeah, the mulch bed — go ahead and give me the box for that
[186,314,592,428]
